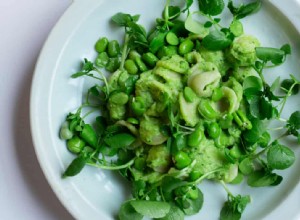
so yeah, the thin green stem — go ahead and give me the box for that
[220,180,233,197]
[120,33,130,70]
[87,158,135,170]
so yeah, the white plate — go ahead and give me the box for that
[30,0,300,219]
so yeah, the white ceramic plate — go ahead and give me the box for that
[30,0,300,219]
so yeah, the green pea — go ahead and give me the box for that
[109,92,129,105]
[183,86,197,103]
[186,187,199,200]
[60,121,73,140]
[134,157,146,171]
[124,59,138,75]
[95,37,108,53]
[229,145,242,159]
[207,122,221,139]
[198,99,219,120]
[211,87,224,101]
[166,32,179,46]
[67,136,85,154]
[174,151,192,169]
[107,40,120,58]
[105,57,120,72]
[127,117,139,125]
[142,52,158,68]
[95,52,109,68]
[187,126,204,147]
[135,57,148,72]
[131,97,146,116]
[157,45,177,59]
[179,39,194,55]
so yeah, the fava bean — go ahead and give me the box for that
[198,99,219,120]
[207,122,221,139]
[67,136,85,154]
[189,170,202,181]
[105,57,120,72]
[95,52,109,68]
[174,151,192,169]
[110,92,129,105]
[157,45,177,59]
[131,97,146,116]
[107,40,120,57]
[183,86,197,103]
[80,124,98,148]
[166,32,179,46]
[142,52,158,67]
[60,121,73,140]
[124,59,138,75]
[187,126,204,147]
[95,37,108,53]
[134,157,146,171]
[179,39,194,55]
[135,57,148,72]
[127,117,139,125]
[211,87,224,101]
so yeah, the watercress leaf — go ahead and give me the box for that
[157,204,184,220]
[198,0,225,16]
[71,71,86,78]
[229,19,243,37]
[280,43,291,55]
[202,29,232,51]
[62,155,86,177]
[111,13,139,26]
[149,29,168,53]
[270,76,281,92]
[104,133,136,149]
[257,131,271,148]
[80,124,98,148]
[161,176,188,201]
[243,118,264,144]
[247,170,282,187]
[287,111,300,130]
[182,188,204,215]
[130,200,171,218]
[260,98,274,119]
[228,0,261,20]
[119,201,143,220]
[243,76,263,91]
[165,6,181,20]
[183,0,194,12]
[204,21,213,28]
[239,158,255,175]
[220,194,250,220]
[267,142,295,170]
[185,13,209,36]
[255,47,285,64]
[281,79,300,95]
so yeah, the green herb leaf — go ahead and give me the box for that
[228,0,261,20]
[62,156,86,177]
[198,0,225,16]
[185,13,209,36]
[220,194,251,220]
[71,58,95,78]
[267,142,295,170]
[130,200,171,218]
[104,133,136,149]
[243,118,264,144]
[164,6,181,20]
[182,188,204,215]
[111,13,140,26]
[119,201,143,220]
[149,29,168,53]
[202,29,232,51]
[247,170,282,187]
[286,111,300,136]
[281,79,300,95]
[183,0,194,12]
[157,204,184,220]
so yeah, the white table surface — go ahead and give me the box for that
[0,0,73,219]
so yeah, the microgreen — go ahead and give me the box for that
[198,0,225,16]
[228,0,261,20]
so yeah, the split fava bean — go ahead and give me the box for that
[198,99,219,120]
[166,32,179,46]
[95,37,109,53]
[183,86,197,103]
[206,122,221,139]
[106,57,120,72]
[95,52,109,68]
[60,121,73,140]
